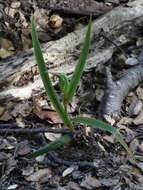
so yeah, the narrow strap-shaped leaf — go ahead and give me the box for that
[72,117,133,156]
[55,73,69,94]
[31,16,73,130]
[116,134,133,157]
[72,117,118,134]
[26,134,72,159]
[66,17,92,104]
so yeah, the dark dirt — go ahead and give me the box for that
[0,0,143,190]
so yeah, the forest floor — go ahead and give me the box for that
[0,0,143,190]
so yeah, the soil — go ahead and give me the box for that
[0,0,143,190]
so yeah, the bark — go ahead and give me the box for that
[0,0,143,104]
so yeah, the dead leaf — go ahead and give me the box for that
[138,142,143,153]
[103,135,115,143]
[45,132,61,141]
[0,111,12,121]
[80,180,93,189]
[22,167,34,176]
[129,139,139,153]
[68,182,82,190]
[0,107,5,116]
[117,123,135,142]
[98,142,107,154]
[95,88,104,101]
[128,99,142,116]
[21,35,32,49]
[6,3,18,18]
[0,38,14,50]
[85,175,101,188]
[18,11,28,28]
[62,167,74,177]
[22,28,31,36]
[136,162,143,172]
[100,177,119,186]
[7,184,18,190]
[11,1,21,9]
[104,114,115,125]
[26,168,52,182]
[105,0,119,4]
[127,168,141,175]
[36,111,62,123]
[133,110,143,125]
[0,137,17,150]
[0,48,14,58]
[10,102,33,117]
[31,66,37,75]
[34,9,49,31]
[85,126,91,136]
[17,140,31,156]
[6,156,17,175]
[137,87,143,100]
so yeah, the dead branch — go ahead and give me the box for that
[100,63,143,118]
[0,0,143,101]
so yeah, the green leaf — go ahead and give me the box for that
[31,16,74,130]
[26,134,72,159]
[55,73,69,94]
[72,117,118,134]
[72,117,133,156]
[66,17,92,104]
[116,134,133,157]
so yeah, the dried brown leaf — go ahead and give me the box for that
[17,140,31,156]
[26,168,52,182]
[68,181,82,190]
[36,111,62,123]
[85,175,101,188]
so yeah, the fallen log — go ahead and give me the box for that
[0,0,143,115]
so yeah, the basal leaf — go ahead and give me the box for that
[116,134,133,157]
[66,17,92,104]
[72,117,118,134]
[31,16,74,130]
[72,117,133,156]
[26,134,72,159]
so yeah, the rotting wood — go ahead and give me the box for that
[0,0,143,107]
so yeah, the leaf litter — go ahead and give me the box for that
[0,0,143,190]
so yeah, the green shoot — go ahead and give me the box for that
[26,135,72,159]
[65,16,92,105]
[31,15,73,130]
[55,73,70,110]
[26,16,133,159]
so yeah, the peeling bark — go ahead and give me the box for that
[0,0,143,102]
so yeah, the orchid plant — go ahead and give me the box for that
[26,16,132,159]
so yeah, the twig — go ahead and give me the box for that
[47,151,99,168]
[50,7,105,18]
[0,123,18,128]
[0,127,71,134]
[100,30,127,58]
